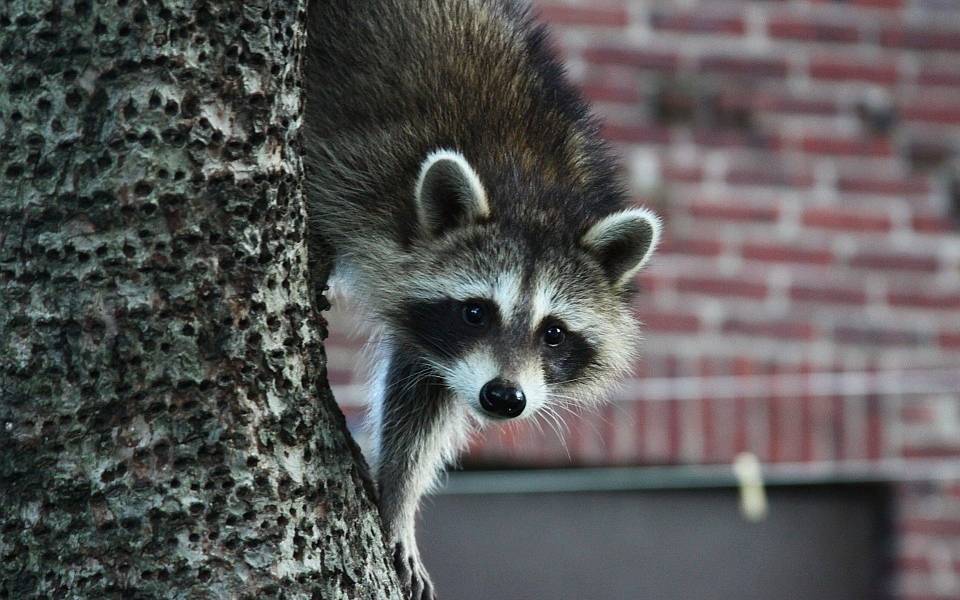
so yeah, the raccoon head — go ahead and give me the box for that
[393,149,660,422]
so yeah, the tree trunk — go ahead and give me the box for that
[0,2,402,598]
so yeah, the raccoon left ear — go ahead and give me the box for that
[414,149,490,238]
[582,207,662,287]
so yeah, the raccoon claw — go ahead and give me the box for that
[393,541,435,600]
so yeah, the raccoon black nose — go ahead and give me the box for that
[479,379,526,418]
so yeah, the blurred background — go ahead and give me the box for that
[327,0,960,597]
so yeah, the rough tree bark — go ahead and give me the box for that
[0,2,402,598]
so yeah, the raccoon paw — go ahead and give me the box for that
[393,540,435,600]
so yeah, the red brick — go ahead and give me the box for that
[790,285,867,305]
[881,28,960,52]
[580,82,642,104]
[726,166,813,188]
[852,0,904,7]
[742,242,833,265]
[800,135,892,157]
[636,310,702,334]
[693,129,783,150]
[848,252,939,272]
[834,326,923,346]
[600,123,671,144]
[755,94,837,116]
[940,331,960,349]
[676,276,768,299]
[907,139,953,170]
[897,554,932,573]
[838,176,929,196]
[722,318,815,340]
[326,368,354,386]
[809,58,898,84]
[583,48,680,71]
[694,131,782,150]
[888,291,960,310]
[918,66,960,87]
[698,56,788,79]
[912,213,956,234]
[701,395,718,463]
[651,11,746,36]
[902,445,960,459]
[900,403,935,424]
[689,201,780,223]
[658,236,724,257]
[901,103,960,125]
[536,4,628,28]
[636,272,669,295]
[768,18,860,43]
[661,164,704,183]
[802,207,891,232]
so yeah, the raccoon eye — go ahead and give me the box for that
[461,302,486,327]
[543,324,566,347]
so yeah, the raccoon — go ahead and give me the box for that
[304,1,660,598]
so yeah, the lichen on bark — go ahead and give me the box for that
[0,1,401,598]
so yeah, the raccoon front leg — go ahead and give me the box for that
[371,345,468,600]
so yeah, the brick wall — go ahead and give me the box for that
[326,1,960,597]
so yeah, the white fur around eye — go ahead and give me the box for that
[445,347,499,408]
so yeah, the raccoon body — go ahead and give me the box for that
[304,2,660,598]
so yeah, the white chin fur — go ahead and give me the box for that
[440,349,547,421]
[441,347,498,415]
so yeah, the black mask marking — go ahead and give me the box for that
[396,298,501,359]
[540,325,596,386]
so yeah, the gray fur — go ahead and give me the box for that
[304,1,660,597]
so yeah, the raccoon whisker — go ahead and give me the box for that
[544,408,571,439]
[545,397,587,420]
[527,414,545,436]
[538,407,572,461]
[546,374,603,388]
[421,357,456,380]
[384,365,434,395]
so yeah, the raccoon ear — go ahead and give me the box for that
[582,207,662,287]
[414,149,490,238]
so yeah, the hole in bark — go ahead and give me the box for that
[65,89,83,109]
[122,99,137,119]
[134,181,153,197]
